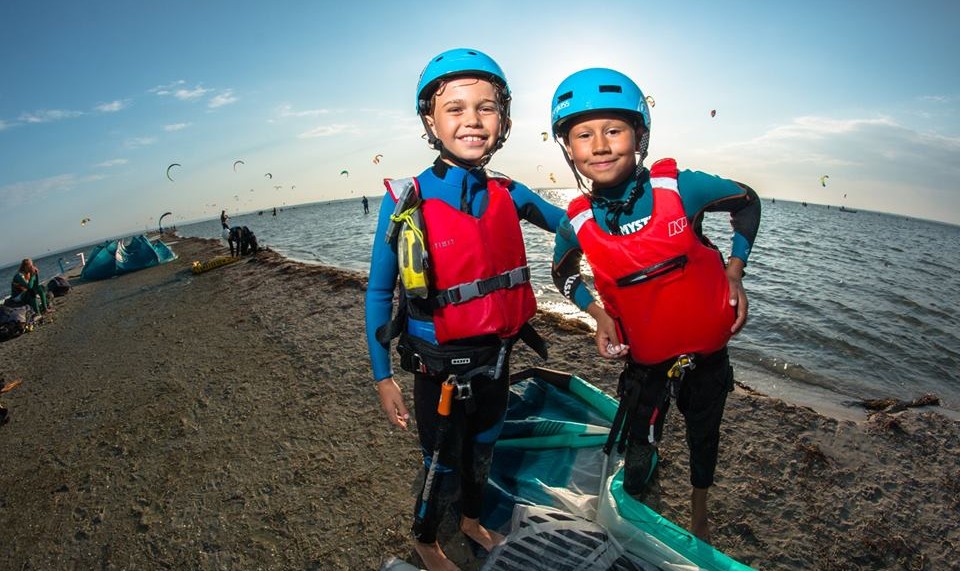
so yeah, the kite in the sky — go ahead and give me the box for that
[340,169,349,178]
[233,160,245,172]
[541,132,549,141]
[710,109,717,118]
[645,95,656,108]
[80,217,91,226]
[166,163,181,182]
[264,172,273,179]
[373,154,383,164]
[820,175,830,187]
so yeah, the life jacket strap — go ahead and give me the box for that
[432,266,531,308]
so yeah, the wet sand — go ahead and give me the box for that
[1,236,957,570]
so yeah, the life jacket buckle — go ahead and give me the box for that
[451,375,473,401]
[452,281,480,305]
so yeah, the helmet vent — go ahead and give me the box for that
[598,85,623,93]
[557,91,573,103]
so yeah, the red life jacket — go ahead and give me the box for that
[385,175,536,344]
[567,158,734,365]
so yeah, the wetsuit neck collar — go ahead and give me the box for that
[588,166,650,235]
[430,157,489,213]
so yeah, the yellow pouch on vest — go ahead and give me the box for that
[398,219,429,298]
[388,188,430,299]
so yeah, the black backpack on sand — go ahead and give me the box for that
[48,276,71,297]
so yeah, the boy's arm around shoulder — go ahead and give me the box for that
[508,180,565,233]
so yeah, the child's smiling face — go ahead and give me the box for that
[425,77,503,167]
[563,113,642,189]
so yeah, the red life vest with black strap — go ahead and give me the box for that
[568,158,734,365]
[385,175,537,345]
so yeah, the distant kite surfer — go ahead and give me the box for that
[361,195,369,215]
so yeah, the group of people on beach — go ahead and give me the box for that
[364,48,761,570]
[220,210,261,257]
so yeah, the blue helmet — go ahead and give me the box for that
[550,68,650,137]
[416,48,510,115]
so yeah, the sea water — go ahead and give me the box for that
[13,195,960,419]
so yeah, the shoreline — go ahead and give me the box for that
[2,236,957,570]
[24,227,960,424]
[225,236,960,424]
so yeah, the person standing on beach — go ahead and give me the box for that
[220,210,230,230]
[9,258,50,315]
[365,48,563,570]
[549,68,761,542]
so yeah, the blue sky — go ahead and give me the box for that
[2,0,958,267]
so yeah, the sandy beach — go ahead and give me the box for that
[1,236,957,570]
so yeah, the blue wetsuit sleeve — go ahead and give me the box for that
[678,170,761,264]
[364,194,399,382]
[509,182,564,232]
[551,215,597,311]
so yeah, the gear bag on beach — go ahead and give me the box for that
[0,304,31,342]
[47,275,71,297]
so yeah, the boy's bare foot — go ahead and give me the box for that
[414,541,460,571]
[460,516,505,552]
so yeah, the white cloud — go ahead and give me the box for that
[18,109,84,123]
[297,124,352,138]
[124,136,157,148]
[209,89,238,108]
[754,116,957,168]
[0,119,7,131]
[164,122,192,132]
[174,86,210,100]
[277,104,329,118]
[95,100,129,112]
[150,80,210,101]
[149,80,186,96]
[699,114,960,223]
[1,174,86,207]
[94,158,128,168]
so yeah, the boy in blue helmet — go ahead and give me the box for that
[365,48,563,570]
[549,68,761,542]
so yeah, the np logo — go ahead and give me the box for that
[667,217,688,237]
[451,357,471,365]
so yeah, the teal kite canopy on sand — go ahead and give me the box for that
[80,235,177,281]
[478,368,756,571]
